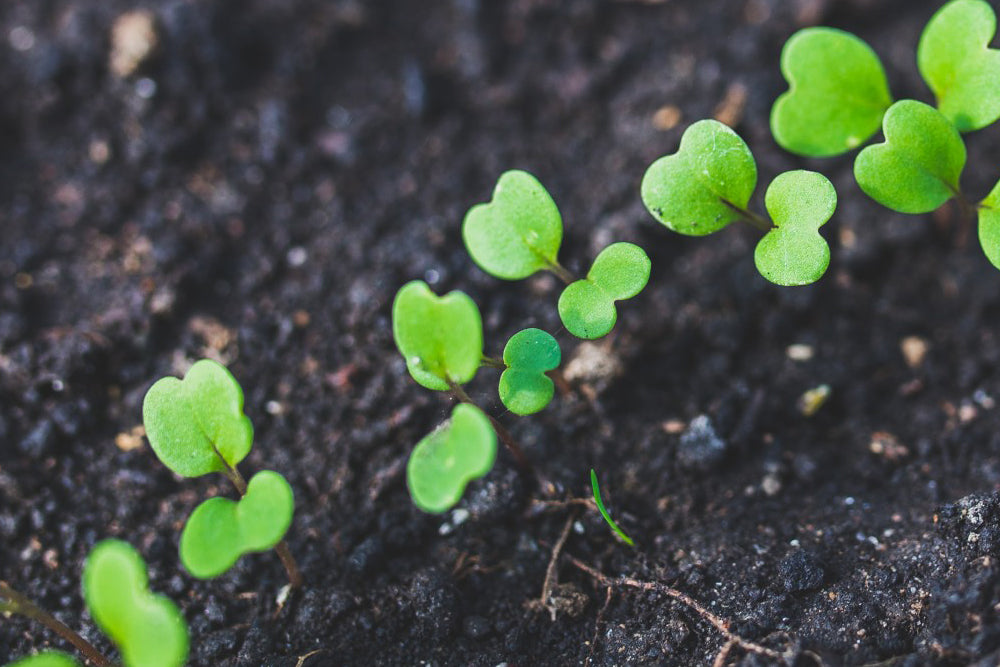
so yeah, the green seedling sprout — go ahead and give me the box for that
[83,540,189,667]
[142,359,302,587]
[499,328,561,416]
[180,470,295,579]
[393,281,561,511]
[6,653,81,667]
[590,469,634,547]
[770,27,892,157]
[463,169,649,338]
[407,404,498,513]
[642,119,836,286]
[558,242,651,339]
[2,541,188,667]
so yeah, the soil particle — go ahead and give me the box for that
[778,550,826,593]
[676,414,728,472]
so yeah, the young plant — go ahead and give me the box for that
[393,281,560,512]
[641,119,837,286]
[2,540,188,667]
[463,169,650,339]
[142,359,302,587]
[770,0,1000,269]
[590,469,634,547]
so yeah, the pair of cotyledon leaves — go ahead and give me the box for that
[463,170,651,340]
[641,119,837,286]
[392,282,562,512]
[771,0,1000,269]
[142,359,295,579]
[7,540,189,667]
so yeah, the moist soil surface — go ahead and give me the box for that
[3,0,1000,665]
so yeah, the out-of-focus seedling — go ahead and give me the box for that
[590,469,634,547]
[393,281,560,512]
[771,0,1000,270]
[642,119,836,286]
[2,540,188,667]
[407,404,498,513]
[463,170,649,339]
[143,359,302,587]
[83,540,189,667]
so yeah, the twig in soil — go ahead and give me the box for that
[531,513,577,621]
[564,554,790,666]
[584,585,613,667]
[0,580,114,666]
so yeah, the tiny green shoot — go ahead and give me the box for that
[770,27,892,157]
[918,0,1000,132]
[642,119,836,286]
[83,540,188,667]
[392,280,483,391]
[590,469,634,547]
[407,403,498,514]
[499,328,561,416]
[180,470,295,579]
[854,100,966,214]
[142,359,302,587]
[558,242,651,338]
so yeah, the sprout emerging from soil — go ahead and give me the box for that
[641,119,836,286]
[771,0,1000,270]
[590,469,634,547]
[142,359,302,587]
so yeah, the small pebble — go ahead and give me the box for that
[797,384,830,416]
[900,336,929,368]
[786,343,814,361]
[676,415,728,472]
[110,10,159,77]
[779,549,825,593]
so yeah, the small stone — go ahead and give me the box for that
[676,415,728,472]
[779,550,825,593]
[900,336,929,368]
[109,10,159,78]
[786,344,814,361]
[797,384,830,417]
[652,105,682,131]
[563,342,621,385]
[869,431,908,463]
[115,425,146,452]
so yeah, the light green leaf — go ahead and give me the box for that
[754,171,836,286]
[918,0,1000,132]
[641,119,757,236]
[6,653,81,667]
[499,328,561,416]
[82,540,188,667]
[854,100,966,213]
[462,170,564,280]
[771,27,892,157]
[392,281,483,391]
[179,470,294,579]
[407,404,497,514]
[142,359,253,478]
[558,242,650,339]
[979,178,1000,269]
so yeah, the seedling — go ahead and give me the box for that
[393,281,562,512]
[590,469,634,547]
[2,540,188,667]
[771,0,1000,269]
[463,169,649,339]
[407,404,497,513]
[83,540,189,667]
[641,119,837,286]
[142,359,302,587]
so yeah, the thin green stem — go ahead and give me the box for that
[721,199,772,233]
[448,382,533,475]
[544,260,576,285]
[0,581,114,666]
[480,355,506,370]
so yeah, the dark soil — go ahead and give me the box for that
[3,0,1000,665]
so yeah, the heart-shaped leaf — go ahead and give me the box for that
[407,403,497,514]
[771,27,892,157]
[392,280,483,391]
[82,540,188,667]
[854,100,966,213]
[754,170,836,286]
[7,653,81,667]
[979,178,1000,269]
[558,242,650,339]
[179,470,294,579]
[918,0,1000,132]
[463,170,564,280]
[143,359,253,478]
[641,120,756,236]
[499,328,561,416]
